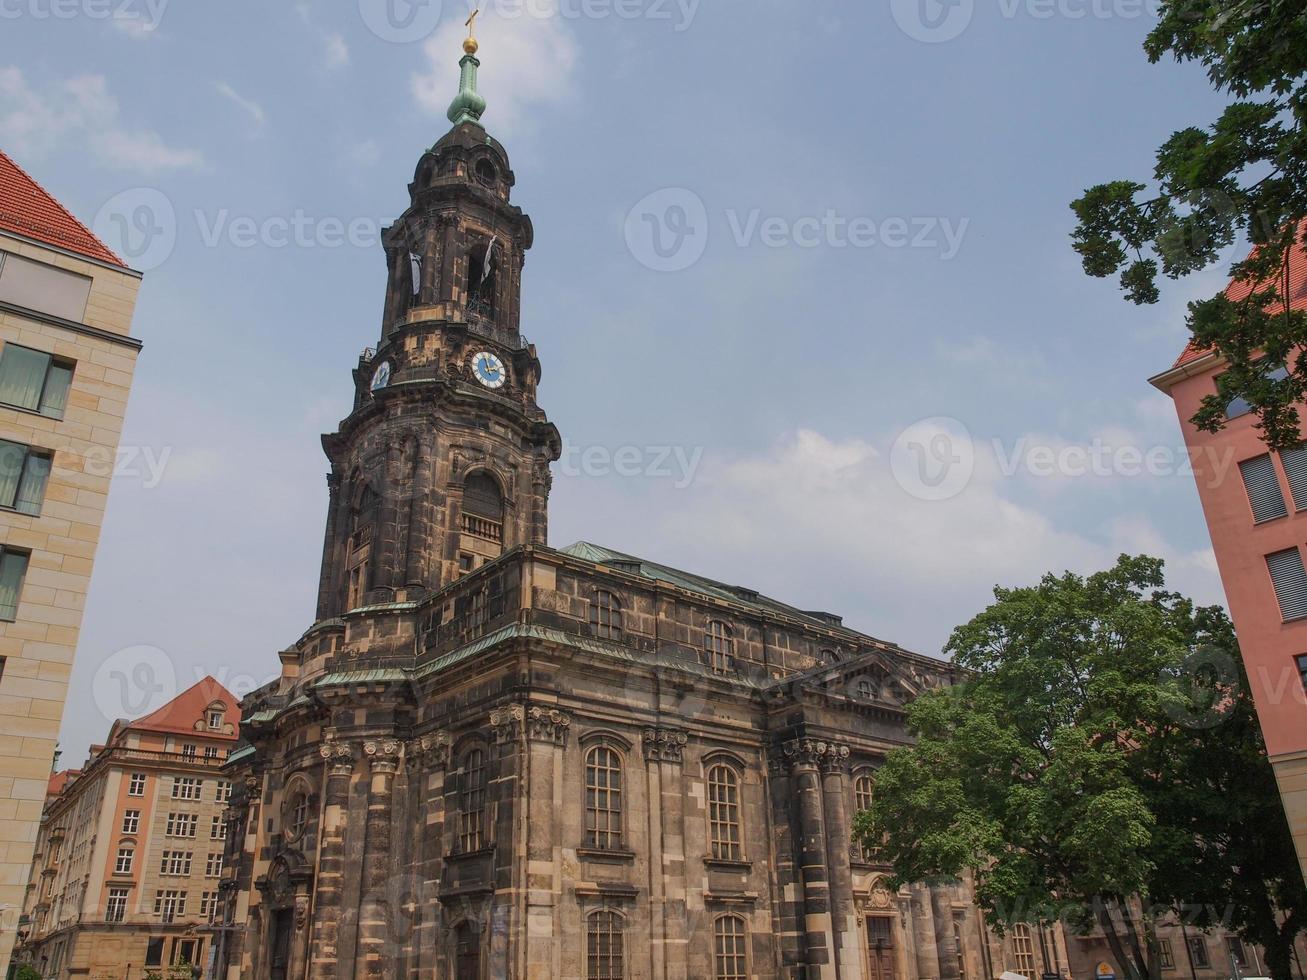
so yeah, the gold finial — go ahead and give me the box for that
[463,9,480,54]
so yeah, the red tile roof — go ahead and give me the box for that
[46,769,79,799]
[128,677,241,740]
[1172,228,1307,367]
[0,149,125,267]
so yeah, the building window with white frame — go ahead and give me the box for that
[105,887,129,923]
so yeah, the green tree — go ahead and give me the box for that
[853,556,1307,980]
[12,965,42,980]
[1071,1,1307,449]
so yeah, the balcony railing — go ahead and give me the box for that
[461,514,503,543]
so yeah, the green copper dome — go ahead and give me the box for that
[447,53,487,128]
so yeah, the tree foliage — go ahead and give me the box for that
[1071,1,1307,449]
[853,556,1307,980]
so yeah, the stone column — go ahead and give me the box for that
[911,883,941,980]
[404,438,431,588]
[932,885,961,980]
[316,472,343,619]
[356,739,402,979]
[375,442,403,592]
[310,740,356,980]
[408,733,452,980]
[819,744,856,976]
[643,727,689,980]
[493,702,570,980]
[784,737,838,980]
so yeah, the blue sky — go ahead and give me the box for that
[1,0,1238,760]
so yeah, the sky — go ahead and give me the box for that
[0,0,1241,761]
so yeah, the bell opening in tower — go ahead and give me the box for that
[466,241,497,323]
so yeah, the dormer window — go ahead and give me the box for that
[474,159,496,187]
[207,710,224,730]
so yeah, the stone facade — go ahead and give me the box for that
[0,151,144,975]
[216,59,1065,980]
[12,678,239,978]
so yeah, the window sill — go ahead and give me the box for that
[0,399,63,424]
[577,847,635,864]
[445,845,496,863]
[703,858,753,872]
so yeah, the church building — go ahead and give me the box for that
[216,31,1062,980]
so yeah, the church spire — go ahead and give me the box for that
[447,10,487,128]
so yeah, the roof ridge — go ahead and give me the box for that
[0,148,126,267]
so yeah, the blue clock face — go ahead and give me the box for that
[370,361,391,392]
[471,350,506,389]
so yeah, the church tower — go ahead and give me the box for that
[314,31,560,619]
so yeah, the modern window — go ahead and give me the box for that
[172,776,202,800]
[1227,938,1247,968]
[145,937,164,967]
[160,850,192,876]
[591,590,624,640]
[1279,443,1307,511]
[0,343,74,419]
[199,891,217,923]
[459,748,487,853]
[1159,939,1175,970]
[0,439,51,515]
[207,709,224,730]
[713,914,748,980]
[584,745,623,849]
[707,764,742,861]
[121,809,140,834]
[1188,937,1210,969]
[211,815,227,841]
[154,890,186,923]
[0,547,30,621]
[128,773,146,797]
[1239,454,1288,522]
[1011,924,1036,975]
[203,745,220,760]
[586,909,624,980]
[174,937,201,967]
[705,621,735,674]
[114,846,134,874]
[205,853,223,878]
[181,743,197,760]
[215,780,231,803]
[1224,363,1288,419]
[1267,548,1307,621]
[105,887,129,923]
[0,251,92,321]
[166,812,198,838]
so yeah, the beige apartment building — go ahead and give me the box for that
[14,678,239,979]
[0,149,145,972]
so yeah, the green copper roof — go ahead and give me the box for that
[447,53,486,128]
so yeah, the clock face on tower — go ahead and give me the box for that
[471,351,506,389]
[370,361,391,392]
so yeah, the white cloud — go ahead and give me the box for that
[216,82,267,132]
[0,68,202,173]
[578,427,1224,656]
[324,33,350,70]
[412,1,580,134]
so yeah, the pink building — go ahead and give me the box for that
[1151,247,1307,885]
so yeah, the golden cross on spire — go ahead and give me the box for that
[463,8,480,54]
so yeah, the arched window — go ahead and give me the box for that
[591,591,623,640]
[586,909,624,979]
[854,773,874,813]
[286,791,311,841]
[466,242,498,319]
[459,748,487,853]
[584,745,623,849]
[463,473,504,543]
[705,621,735,674]
[474,159,497,187]
[713,914,748,980]
[706,764,742,861]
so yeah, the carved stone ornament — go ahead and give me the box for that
[407,731,452,771]
[319,736,356,772]
[363,738,403,772]
[781,736,851,772]
[526,705,571,745]
[641,727,688,763]
[489,703,525,744]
